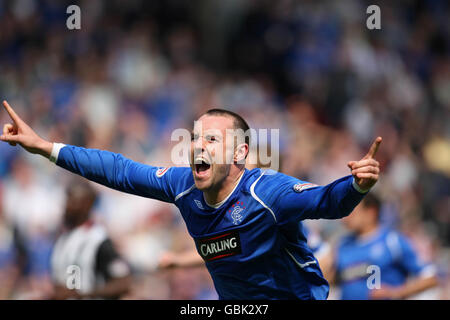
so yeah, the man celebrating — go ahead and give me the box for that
[1,100,381,299]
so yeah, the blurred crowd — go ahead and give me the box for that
[0,0,448,299]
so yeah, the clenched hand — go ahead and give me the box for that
[348,137,382,192]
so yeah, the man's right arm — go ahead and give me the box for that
[0,100,180,203]
[52,144,178,202]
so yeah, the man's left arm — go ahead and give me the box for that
[371,275,439,300]
[274,137,382,224]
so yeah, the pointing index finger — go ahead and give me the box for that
[2,100,21,124]
[364,136,382,159]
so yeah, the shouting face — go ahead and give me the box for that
[190,114,247,192]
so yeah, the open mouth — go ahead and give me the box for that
[194,159,211,178]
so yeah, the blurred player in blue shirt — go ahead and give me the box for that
[1,101,383,299]
[322,193,438,300]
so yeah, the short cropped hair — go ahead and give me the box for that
[202,108,251,147]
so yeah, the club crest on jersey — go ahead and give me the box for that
[229,201,245,225]
[293,183,317,193]
[194,199,204,210]
[156,167,169,178]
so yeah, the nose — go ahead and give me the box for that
[192,135,206,159]
[193,135,204,149]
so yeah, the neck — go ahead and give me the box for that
[357,223,379,238]
[204,168,245,206]
[65,216,90,230]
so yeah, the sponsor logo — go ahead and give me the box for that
[156,167,169,178]
[229,201,245,225]
[293,183,318,193]
[195,230,242,262]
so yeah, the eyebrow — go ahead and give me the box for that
[190,130,226,143]
[191,129,224,135]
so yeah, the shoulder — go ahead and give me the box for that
[161,166,194,192]
[240,169,316,216]
[163,167,196,201]
[385,229,416,250]
[380,228,415,258]
[382,228,404,245]
[84,223,108,239]
[243,168,301,188]
[243,168,314,197]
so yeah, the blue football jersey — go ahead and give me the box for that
[335,227,435,300]
[54,145,368,299]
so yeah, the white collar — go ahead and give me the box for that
[204,170,245,209]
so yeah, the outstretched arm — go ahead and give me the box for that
[158,250,205,269]
[1,100,178,202]
[370,274,438,300]
[263,137,383,224]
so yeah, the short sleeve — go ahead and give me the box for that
[95,239,131,281]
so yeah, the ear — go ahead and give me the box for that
[234,143,249,164]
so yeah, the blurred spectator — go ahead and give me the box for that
[50,179,131,299]
[0,182,20,299]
